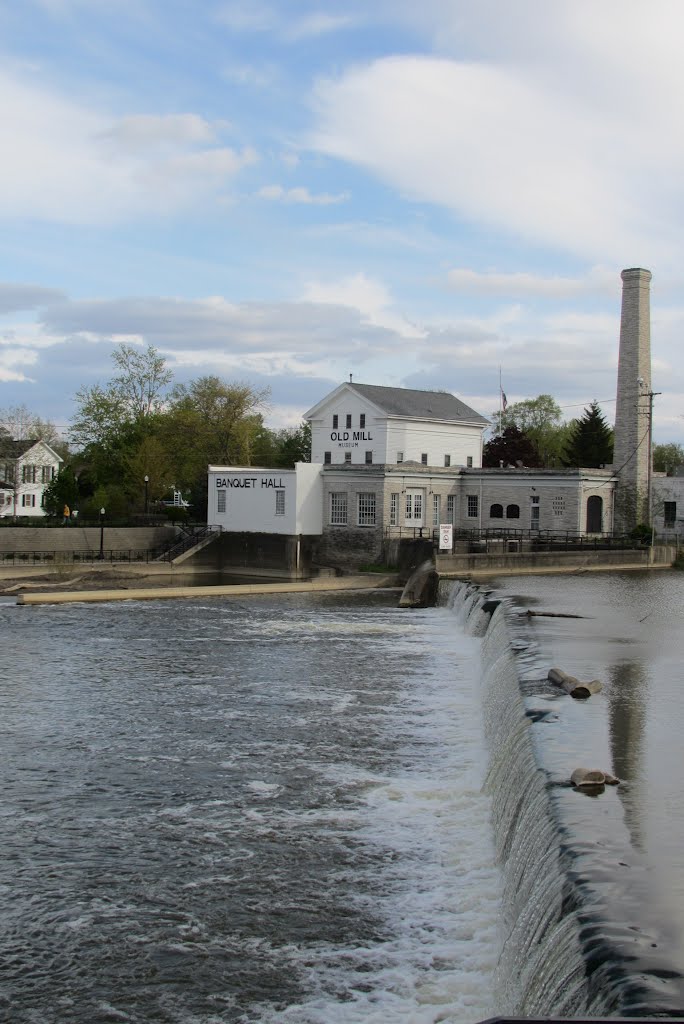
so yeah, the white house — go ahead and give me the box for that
[305,381,488,469]
[0,439,63,518]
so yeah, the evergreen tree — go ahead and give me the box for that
[563,401,613,468]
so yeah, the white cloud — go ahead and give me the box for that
[285,12,358,40]
[301,272,425,340]
[0,69,257,223]
[309,4,684,267]
[447,266,618,299]
[257,184,349,205]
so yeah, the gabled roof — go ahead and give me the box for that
[304,382,487,425]
[0,438,63,462]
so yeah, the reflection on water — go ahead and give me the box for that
[608,660,647,849]
[494,569,684,1002]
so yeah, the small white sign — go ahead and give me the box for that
[439,524,453,550]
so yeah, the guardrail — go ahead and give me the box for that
[0,549,165,565]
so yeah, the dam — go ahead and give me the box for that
[2,571,684,1020]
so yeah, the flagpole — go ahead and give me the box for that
[499,366,502,435]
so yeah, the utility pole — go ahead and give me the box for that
[638,378,661,527]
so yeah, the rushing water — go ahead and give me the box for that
[1,590,502,1024]
[488,569,684,1017]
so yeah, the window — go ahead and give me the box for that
[397,452,404,463]
[333,414,338,429]
[324,452,331,464]
[365,451,373,464]
[275,490,285,515]
[21,494,36,508]
[447,495,455,523]
[530,495,540,531]
[41,465,55,483]
[346,414,352,429]
[421,453,428,465]
[552,496,565,516]
[217,490,226,513]
[467,494,478,518]
[490,503,503,518]
[357,492,376,525]
[390,492,399,526]
[330,492,348,525]
[466,456,473,468]
[344,451,352,464]
[664,501,677,526]
[22,464,36,483]
[506,504,520,519]
[444,455,451,467]
[432,494,440,526]
[360,414,366,428]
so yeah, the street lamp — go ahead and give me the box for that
[99,507,105,560]
[144,475,149,516]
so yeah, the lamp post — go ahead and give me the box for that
[98,507,105,560]
[144,475,149,516]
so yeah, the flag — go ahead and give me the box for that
[501,390,507,411]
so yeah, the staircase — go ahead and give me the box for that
[157,525,222,565]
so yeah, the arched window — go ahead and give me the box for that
[506,504,520,519]
[489,503,503,518]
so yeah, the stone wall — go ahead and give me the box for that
[0,526,177,553]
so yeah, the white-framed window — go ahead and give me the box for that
[444,454,451,467]
[22,464,37,483]
[365,451,372,464]
[552,496,565,516]
[360,414,366,428]
[275,490,285,515]
[333,414,338,429]
[324,452,331,464]
[330,492,348,525]
[41,465,55,483]
[357,492,376,526]
[217,490,226,513]
[421,453,428,465]
[467,494,478,518]
[397,452,404,463]
[22,493,36,508]
[531,495,540,531]
[344,451,352,464]
[390,492,399,526]
[447,495,455,522]
[466,456,473,468]
[346,414,352,428]
[432,493,440,526]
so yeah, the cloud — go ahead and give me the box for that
[257,184,349,205]
[301,272,425,340]
[0,284,67,314]
[285,12,358,40]
[309,10,684,267]
[215,2,358,39]
[446,266,618,299]
[0,69,257,224]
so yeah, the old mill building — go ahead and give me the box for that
[207,379,619,570]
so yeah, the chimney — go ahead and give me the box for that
[613,268,652,531]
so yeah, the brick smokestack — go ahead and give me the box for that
[613,267,652,531]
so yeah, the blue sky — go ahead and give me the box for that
[1,0,683,443]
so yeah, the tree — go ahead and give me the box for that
[271,422,311,468]
[493,394,567,467]
[563,401,614,468]
[483,425,542,468]
[71,344,172,450]
[0,404,66,454]
[653,442,684,474]
[41,464,80,517]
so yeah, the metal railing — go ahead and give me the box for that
[384,526,654,552]
[0,549,166,565]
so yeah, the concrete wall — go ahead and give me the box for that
[0,525,177,553]
[187,531,319,574]
[436,545,677,575]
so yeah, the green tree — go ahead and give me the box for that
[41,464,80,517]
[653,442,684,474]
[563,401,614,468]
[483,426,542,468]
[494,394,567,466]
[71,344,172,451]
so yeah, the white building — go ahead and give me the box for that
[207,463,322,534]
[652,471,684,540]
[0,439,63,518]
[306,381,488,468]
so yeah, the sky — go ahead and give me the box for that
[1,0,683,444]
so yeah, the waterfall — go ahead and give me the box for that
[447,580,684,1018]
